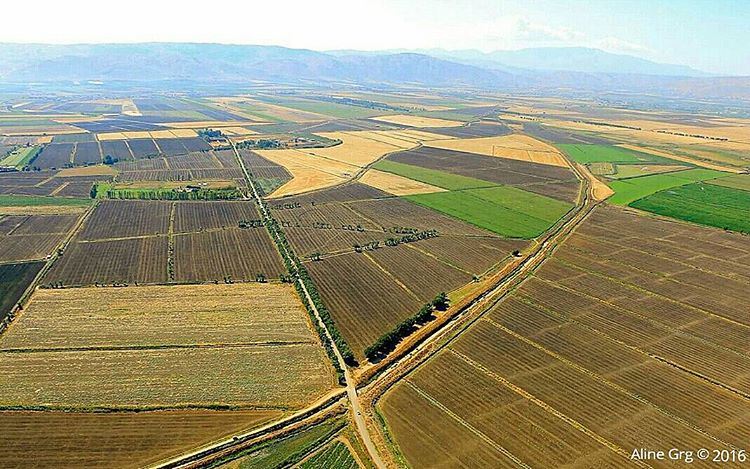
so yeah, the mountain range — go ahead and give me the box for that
[0,43,746,100]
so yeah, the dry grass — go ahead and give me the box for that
[0,283,336,409]
[370,114,463,128]
[56,165,117,177]
[426,134,570,167]
[310,132,403,166]
[120,131,152,139]
[360,169,446,196]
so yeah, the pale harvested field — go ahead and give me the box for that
[370,114,463,128]
[359,169,446,196]
[255,149,348,198]
[0,345,334,408]
[394,129,457,141]
[56,165,117,177]
[92,98,141,116]
[120,131,153,139]
[259,131,405,197]
[221,126,258,136]
[0,205,88,215]
[96,132,127,141]
[1,283,317,349]
[426,134,569,167]
[310,132,403,167]
[0,283,336,409]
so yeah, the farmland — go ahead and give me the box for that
[0,283,336,409]
[45,200,285,285]
[5,86,750,468]
[0,409,281,469]
[379,204,750,467]
[630,182,750,233]
[0,214,82,262]
[607,168,727,205]
[0,262,44,322]
[405,185,573,238]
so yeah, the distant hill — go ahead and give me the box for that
[0,42,745,100]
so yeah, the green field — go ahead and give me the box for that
[0,195,91,207]
[211,418,346,468]
[300,441,358,469]
[0,146,41,169]
[707,173,750,192]
[630,183,750,233]
[406,185,572,238]
[557,144,675,164]
[373,160,496,190]
[256,96,384,119]
[607,164,690,180]
[607,168,727,205]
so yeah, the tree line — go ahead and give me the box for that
[363,292,449,362]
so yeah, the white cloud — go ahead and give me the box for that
[596,36,652,55]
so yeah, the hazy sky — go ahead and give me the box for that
[1,0,747,75]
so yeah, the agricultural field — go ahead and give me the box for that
[630,182,750,233]
[369,114,464,127]
[0,409,281,469]
[45,200,284,285]
[426,133,569,167]
[0,261,44,322]
[273,181,533,360]
[0,213,82,263]
[379,204,750,468]
[7,87,750,468]
[385,145,581,203]
[607,168,727,205]
[0,283,336,408]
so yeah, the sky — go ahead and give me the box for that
[0,0,747,75]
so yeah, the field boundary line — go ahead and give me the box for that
[553,252,750,332]
[403,380,531,468]
[518,292,750,403]
[361,252,421,302]
[1,201,99,334]
[167,201,176,281]
[448,348,643,466]
[532,273,750,361]
[0,340,316,354]
[481,316,740,450]
[650,354,750,401]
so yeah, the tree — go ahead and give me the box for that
[432,292,449,311]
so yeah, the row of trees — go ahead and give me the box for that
[363,292,449,362]
[261,198,355,383]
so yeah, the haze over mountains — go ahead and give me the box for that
[0,43,747,100]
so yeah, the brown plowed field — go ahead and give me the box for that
[0,214,81,262]
[44,236,169,286]
[173,228,285,282]
[380,204,750,467]
[79,201,171,240]
[0,409,281,469]
[173,201,260,233]
[306,252,423,360]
